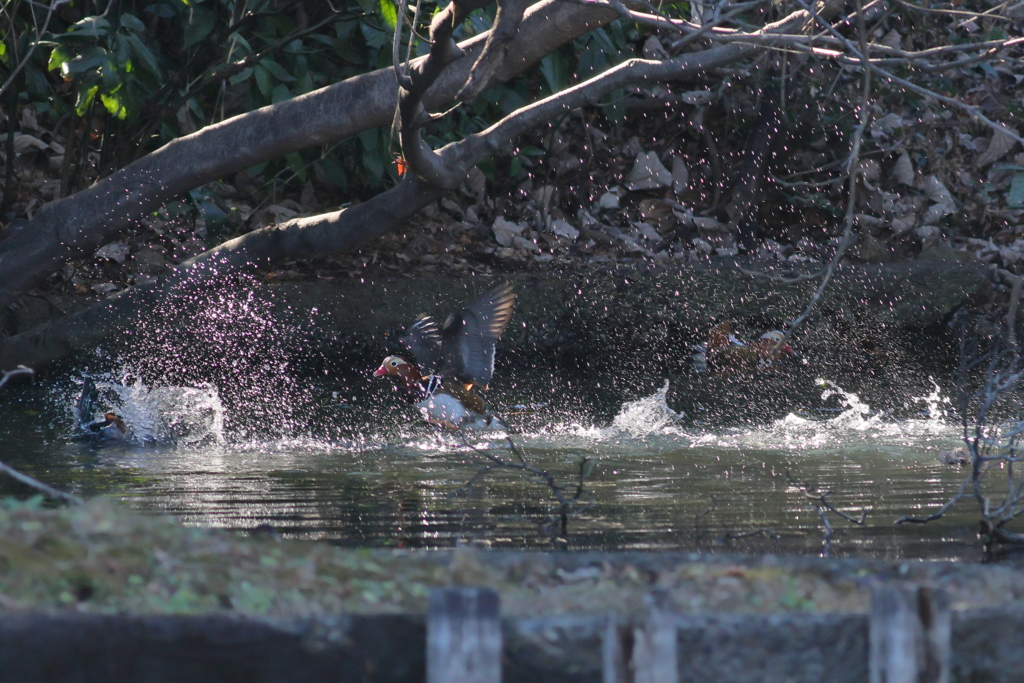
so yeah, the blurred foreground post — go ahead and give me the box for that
[870,583,950,683]
[427,587,502,683]
[603,591,679,683]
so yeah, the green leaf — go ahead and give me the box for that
[316,157,347,190]
[184,7,216,48]
[127,34,162,80]
[358,129,385,186]
[24,65,51,99]
[476,158,496,182]
[271,83,292,103]
[48,45,73,72]
[99,55,122,89]
[361,22,390,50]
[189,190,229,231]
[1009,173,1024,208]
[62,47,107,76]
[120,13,146,33]
[100,92,127,119]
[539,46,572,94]
[186,96,206,122]
[228,66,253,86]
[259,58,296,83]
[75,84,99,115]
[69,16,112,38]
[0,41,8,63]
[379,0,398,30]
[228,32,253,54]
[254,64,273,100]
[285,151,307,182]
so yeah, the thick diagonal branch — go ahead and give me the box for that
[456,0,534,102]
[0,0,616,313]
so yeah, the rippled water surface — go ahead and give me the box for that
[0,374,1000,561]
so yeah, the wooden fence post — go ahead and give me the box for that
[427,587,502,683]
[602,613,630,683]
[632,590,679,683]
[869,583,950,683]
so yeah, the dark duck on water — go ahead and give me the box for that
[76,378,127,440]
[374,283,516,431]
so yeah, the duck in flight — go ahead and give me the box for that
[374,283,516,431]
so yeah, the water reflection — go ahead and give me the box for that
[0,376,993,559]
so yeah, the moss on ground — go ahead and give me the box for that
[2,497,1023,618]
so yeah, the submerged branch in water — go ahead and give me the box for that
[716,527,781,545]
[786,470,867,556]
[0,460,82,505]
[895,469,972,525]
[0,364,80,504]
[453,430,591,537]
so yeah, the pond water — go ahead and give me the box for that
[0,370,1001,562]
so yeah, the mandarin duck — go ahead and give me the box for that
[75,378,127,440]
[692,322,795,374]
[374,283,516,431]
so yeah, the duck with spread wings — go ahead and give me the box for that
[374,283,516,431]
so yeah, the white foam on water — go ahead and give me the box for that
[501,378,962,460]
[609,380,685,438]
[90,374,226,445]
[687,378,959,454]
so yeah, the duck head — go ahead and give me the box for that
[758,330,796,357]
[104,412,127,435]
[374,355,422,380]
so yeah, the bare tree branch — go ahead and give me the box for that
[0,0,619,314]
[1,9,812,370]
[778,0,872,344]
[453,430,591,536]
[456,0,534,102]
[792,0,1024,148]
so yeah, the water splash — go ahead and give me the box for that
[610,380,685,438]
[916,378,952,421]
[687,379,958,453]
[815,378,883,430]
[79,374,226,445]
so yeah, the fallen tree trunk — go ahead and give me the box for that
[0,0,616,314]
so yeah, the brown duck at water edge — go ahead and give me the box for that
[374,283,516,431]
[693,322,796,375]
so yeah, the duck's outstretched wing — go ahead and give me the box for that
[401,314,442,372]
[77,377,99,428]
[438,282,516,388]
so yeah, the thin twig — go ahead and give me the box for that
[778,0,873,346]
[0,0,71,101]
[717,527,781,543]
[0,365,34,390]
[792,0,1024,148]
